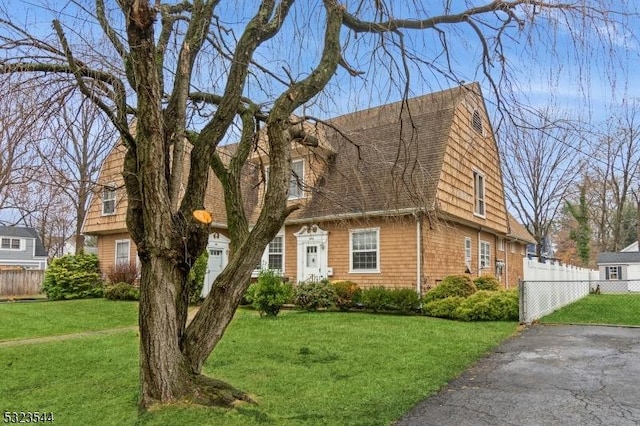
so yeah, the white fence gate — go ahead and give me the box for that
[519,258,598,324]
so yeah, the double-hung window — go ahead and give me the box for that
[115,240,130,265]
[267,236,284,271]
[350,228,379,273]
[473,171,485,216]
[289,160,304,199]
[464,237,472,268]
[102,185,116,215]
[480,241,490,269]
[1,238,22,250]
[606,266,622,280]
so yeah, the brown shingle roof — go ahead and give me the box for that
[507,213,536,244]
[292,84,471,219]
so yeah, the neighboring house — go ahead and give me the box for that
[0,226,48,270]
[597,251,640,292]
[82,83,534,295]
[620,241,639,252]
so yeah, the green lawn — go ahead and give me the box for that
[540,294,640,326]
[0,301,518,425]
[0,299,138,340]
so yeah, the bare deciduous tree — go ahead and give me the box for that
[0,0,634,409]
[499,109,584,259]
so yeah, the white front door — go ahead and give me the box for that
[294,225,329,283]
[201,233,230,297]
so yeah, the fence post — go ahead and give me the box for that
[518,279,525,324]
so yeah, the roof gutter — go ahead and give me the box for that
[284,207,426,225]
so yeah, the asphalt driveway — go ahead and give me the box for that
[397,325,640,426]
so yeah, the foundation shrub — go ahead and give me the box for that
[331,280,361,310]
[423,275,477,303]
[474,274,501,291]
[104,282,140,301]
[387,288,421,313]
[294,279,336,311]
[454,290,519,321]
[423,296,465,319]
[105,262,139,285]
[360,286,393,312]
[245,270,293,317]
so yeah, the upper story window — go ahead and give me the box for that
[102,185,116,215]
[289,160,304,200]
[1,237,23,250]
[498,238,505,251]
[471,110,484,135]
[473,171,486,217]
[350,228,380,273]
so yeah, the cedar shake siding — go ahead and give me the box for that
[83,83,534,291]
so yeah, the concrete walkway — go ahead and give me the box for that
[397,325,640,426]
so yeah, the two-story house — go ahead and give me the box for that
[0,226,48,270]
[82,83,534,295]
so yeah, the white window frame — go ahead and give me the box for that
[289,159,304,200]
[0,237,23,251]
[464,237,472,268]
[255,231,286,276]
[510,242,515,254]
[480,240,490,269]
[267,235,284,271]
[115,239,131,266]
[606,266,621,280]
[473,171,486,217]
[349,228,380,273]
[498,238,504,251]
[102,184,117,216]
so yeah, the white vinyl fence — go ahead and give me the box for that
[519,258,598,324]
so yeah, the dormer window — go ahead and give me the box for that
[102,185,116,215]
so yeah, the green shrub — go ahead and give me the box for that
[42,254,104,300]
[360,286,393,312]
[187,251,209,304]
[474,274,501,291]
[245,270,293,317]
[294,279,336,311]
[104,282,140,301]
[454,290,519,321]
[331,280,361,311]
[387,288,421,314]
[423,296,465,319]
[423,275,477,303]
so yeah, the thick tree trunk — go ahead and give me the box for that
[138,254,254,408]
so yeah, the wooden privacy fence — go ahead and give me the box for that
[0,270,45,296]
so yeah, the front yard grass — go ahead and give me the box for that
[1,302,518,425]
[0,299,138,340]
[540,294,640,326]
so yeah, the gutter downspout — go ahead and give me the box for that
[416,215,422,295]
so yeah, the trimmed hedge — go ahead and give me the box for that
[331,280,361,311]
[423,296,465,318]
[294,279,336,311]
[474,274,501,291]
[455,290,519,321]
[423,275,476,303]
[42,254,104,300]
[104,282,140,301]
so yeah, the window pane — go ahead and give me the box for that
[1,238,9,249]
[11,239,20,249]
[268,254,282,270]
[289,161,304,199]
[352,252,377,270]
[268,236,283,270]
[352,230,378,271]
